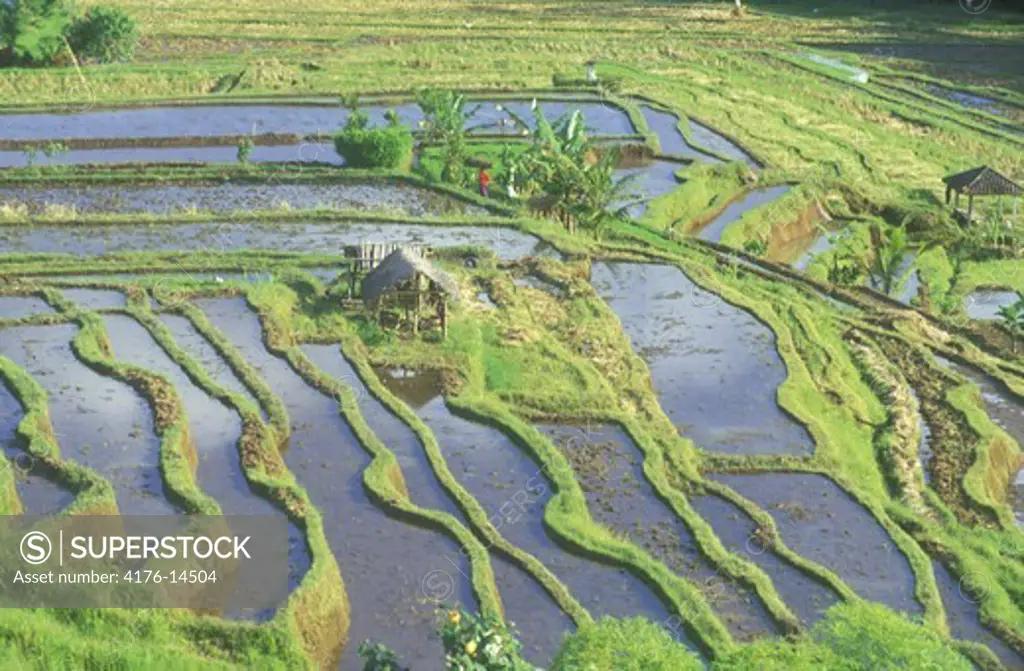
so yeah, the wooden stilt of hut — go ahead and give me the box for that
[942,166,1021,227]
[360,248,459,338]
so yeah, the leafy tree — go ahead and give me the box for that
[416,89,481,185]
[997,296,1024,354]
[68,5,137,63]
[236,136,253,164]
[441,609,534,671]
[865,222,909,296]
[0,0,72,65]
[333,109,413,169]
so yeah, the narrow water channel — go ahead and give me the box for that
[592,261,812,456]
[196,298,476,669]
[0,377,73,515]
[538,424,780,642]
[0,324,177,515]
[373,370,704,658]
[0,221,543,261]
[695,186,791,243]
[103,314,309,616]
[710,472,921,615]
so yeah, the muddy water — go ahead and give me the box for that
[0,101,633,140]
[936,357,1024,528]
[538,424,779,642]
[638,106,721,164]
[0,143,342,168]
[0,295,55,319]
[0,222,543,261]
[61,288,126,310]
[688,492,842,627]
[592,262,811,455]
[687,122,759,168]
[931,559,1024,669]
[196,298,476,669]
[0,378,73,515]
[0,324,177,515]
[711,473,921,615]
[965,290,1019,321]
[791,232,837,271]
[375,372,699,658]
[0,183,489,218]
[695,186,791,243]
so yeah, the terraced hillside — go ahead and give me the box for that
[0,1,1022,669]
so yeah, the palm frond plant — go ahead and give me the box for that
[997,296,1024,354]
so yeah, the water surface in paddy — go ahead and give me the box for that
[537,424,779,642]
[0,182,488,218]
[688,492,842,627]
[0,100,633,140]
[375,370,702,659]
[615,159,685,218]
[931,559,1024,670]
[711,472,921,615]
[61,288,126,310]
[196,298,476,669]
[0,378,73,515]
[687,121,760,168]
[0,295,55,319]
[591,262,811,455]
[695,186,791,243]
[0,324,176,515]
[156,313,265,415]
[0,222,543,261]
[965,290,1019,321]
[637,106,722,163]
[0,143,341,168]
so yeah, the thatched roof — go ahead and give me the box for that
[942,166,1021,197]
[361,248,460,303]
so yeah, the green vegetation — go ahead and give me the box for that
[68,5,137,63]
[333,109,414,169]
[0,0,135,66]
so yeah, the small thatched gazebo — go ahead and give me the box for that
[361,248,459,337]
[942,165,1021,225]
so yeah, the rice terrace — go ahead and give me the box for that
[0,0,1022,668]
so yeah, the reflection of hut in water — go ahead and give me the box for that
[361,248,458,338]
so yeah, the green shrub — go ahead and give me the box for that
[551,617,703,671]
[440,609,534,671]
[333,110,413,169]
[68,5,137,62]
[810,602,972,670]
[0,0,72,65]
[712,639,850,670]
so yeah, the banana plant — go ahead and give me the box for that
[997,297,1024,354]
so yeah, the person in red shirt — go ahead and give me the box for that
[478,168,490,198]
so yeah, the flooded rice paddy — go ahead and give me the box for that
[931,559,1024,669]
[687,122,760,168]
[695,186,791,243]
[0,378,74,515]
[196,298,476,668]
[102,314,309,616]
[61,288,127,310]
[0,143,341,168]
[537,423,780,642]
[965,290,1020,321]
[0,295,55,320]
[637,106,721,163]
[0,221,544,261]
[375,369,696,658]
[592,262,812,455]
[0,100,634,141]
[688,492,842,627]
[0,324,177,515]
[0,182,489,218]
[710,472,921,615]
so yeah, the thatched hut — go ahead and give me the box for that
[361,248,459,337]
[942,166,1021,226]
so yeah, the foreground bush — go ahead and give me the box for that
[0,0,71,65]
[333,109,414,169]
[551,617,702,671]
[68,5,137,63]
